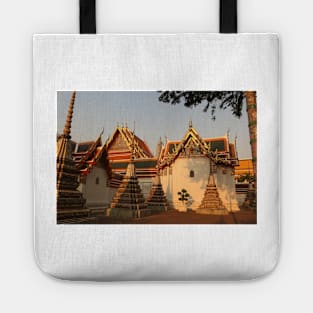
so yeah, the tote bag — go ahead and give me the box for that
[33,0,280,281]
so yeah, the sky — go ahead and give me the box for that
[57,91,252,159]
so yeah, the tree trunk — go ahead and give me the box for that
[244,91,257,180]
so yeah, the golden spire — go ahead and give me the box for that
[226,129,230,152]
[156,137,163,158]
[234,134,238,158]
[63,91,76,139]
[130,130,135,161]
[189,119,193,128]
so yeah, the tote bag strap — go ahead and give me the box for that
[220,0,237,33]
[79,0,237,34]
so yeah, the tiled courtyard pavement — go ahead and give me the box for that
[96,209,256,224]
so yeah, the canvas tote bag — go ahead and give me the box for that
[33,0,280,280]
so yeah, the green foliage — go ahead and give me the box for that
[237,173,256,183]
[178,189,190,203]
[159,91,245,120]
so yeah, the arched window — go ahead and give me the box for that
[95,177,100,185]
[189,170,195,178]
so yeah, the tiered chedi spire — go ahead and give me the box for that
[107,133,148,219]
[107,158,148,219]
[56,91,89,222]
[146,172,169,214]
[196,162,228,215]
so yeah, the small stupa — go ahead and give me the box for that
[241,182,257,211]
[107,134,148,219]
[56,91,90,222]
[197,161,228,215]
[146,171,169,214]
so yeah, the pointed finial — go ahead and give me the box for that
[105,135,110,145]
[100,127,104,136]
[189,119,193,128]
[226,128,230,141]
[156,137,163,158]
[234,134,238,157]
[63,91,76,139]
[130,131,135,161]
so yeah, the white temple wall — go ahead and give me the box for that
[161,157,210,212]
[80,165,116,208]
[160,156,239,212]
[214,167,240,212]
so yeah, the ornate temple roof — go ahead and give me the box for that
[234,159,254,177]
[158,123,239,169]
[71,132,123,188]
[106,126,154,160]
[105,125,157,178]
[70,125,158,184]
[72,134,103,163]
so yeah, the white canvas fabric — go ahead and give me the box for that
[33,34,280,281]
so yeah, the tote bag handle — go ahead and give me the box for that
[79,0,237,34]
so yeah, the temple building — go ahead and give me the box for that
[56,91,91,223]
[157,122,240,213]
[71,132,120,213]
[233,158,255,206]
[234,158,254,182]
[106,125,158,197]
[66,124,158,213]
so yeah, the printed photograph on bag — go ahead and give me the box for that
[57,91,257,224]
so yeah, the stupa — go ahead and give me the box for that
[241,182,257,211]
[196,162,228,215]
[107,135,148,219]
[56,91,90,222]
[146,171,169,214]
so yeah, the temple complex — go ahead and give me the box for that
[146,172,169,214]
[56,92,252,221]
[56,92,91,223]
[157,121,240,213]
